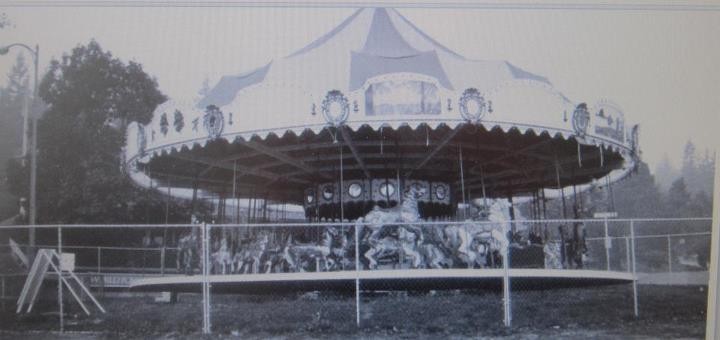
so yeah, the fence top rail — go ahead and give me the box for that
[586,231,712,241]
[2,230,709,253]
[0,217,711,230]
[0,244,173,251]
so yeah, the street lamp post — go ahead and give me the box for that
[0,43,39,248]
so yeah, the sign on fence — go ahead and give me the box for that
[60,253,75,272]
[594,212,618,219]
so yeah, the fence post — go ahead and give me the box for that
[604,217,611,271]
[630,220,638,317]
[202,222,211,334]
[625,237,630,272]
[97,248,101,273]
[503,221,511,327]
[667,236,672,273]
[355,222,361,327]
[160,247,166,275]
[58,226,64,332]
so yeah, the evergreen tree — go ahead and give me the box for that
[665,177,692,218]
[654,153,678,192]
[611,162,664,218]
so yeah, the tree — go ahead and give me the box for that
[610,162,664,218]
[678,139,715,195]
[6,41,177,226]
[665,177,692,218]
[654,153,678,192]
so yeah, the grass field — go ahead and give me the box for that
[0,284,707,339]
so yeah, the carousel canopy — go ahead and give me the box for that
[124,7,639,207]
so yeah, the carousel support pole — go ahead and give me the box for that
[554,158,567,219]
[247,191,253,224]
[146,172,153,225]
[315,184,320,222]
[531,191,538,234]
[251,197,257,223]
[232,161,238,224]
[262,195,268,222]
[396,168,402,205]
[540,188,547,219]
[459,145,467,219]
[572,183,578,217]
[480,166,488,209]
[165,176,171,224]
[394,136,403,209]
[507,194,516,234]
[191,176,199,214]
[340,141,345,222]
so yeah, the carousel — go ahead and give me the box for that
[126,8,639,290]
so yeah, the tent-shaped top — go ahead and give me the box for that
[124,8,638,204]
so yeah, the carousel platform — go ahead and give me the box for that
[129,268,635,294]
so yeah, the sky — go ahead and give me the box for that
[0,5,718,173]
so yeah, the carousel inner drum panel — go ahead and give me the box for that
[304,179,452,220]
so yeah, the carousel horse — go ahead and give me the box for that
[260,242,294,273]
[364,225,423,269]
[285,227,335,272]
[442,200,510,268]
[551,223,588,269]
[567,222,588,269]
[327,227,352,270]
[543,241,563,269]
[211,237,233,274]
[177,229,199,275]
[419,242,453,268]
[354,185,425,245]
[235,233,270,274]
[355,186,425,269]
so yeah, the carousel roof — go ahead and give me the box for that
[124,8,639,203]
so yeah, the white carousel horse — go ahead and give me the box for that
[355,185,425,244]
[543,241,563,269]
[235,233,270,274]
[356,185,426,269]
[260,244,293,273]
[286,228,335,272]
[442,200,510,268]
[211,237,233,274]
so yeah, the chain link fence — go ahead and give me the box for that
[0,217,711,335]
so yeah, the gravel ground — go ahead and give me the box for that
[0,284,707,339]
